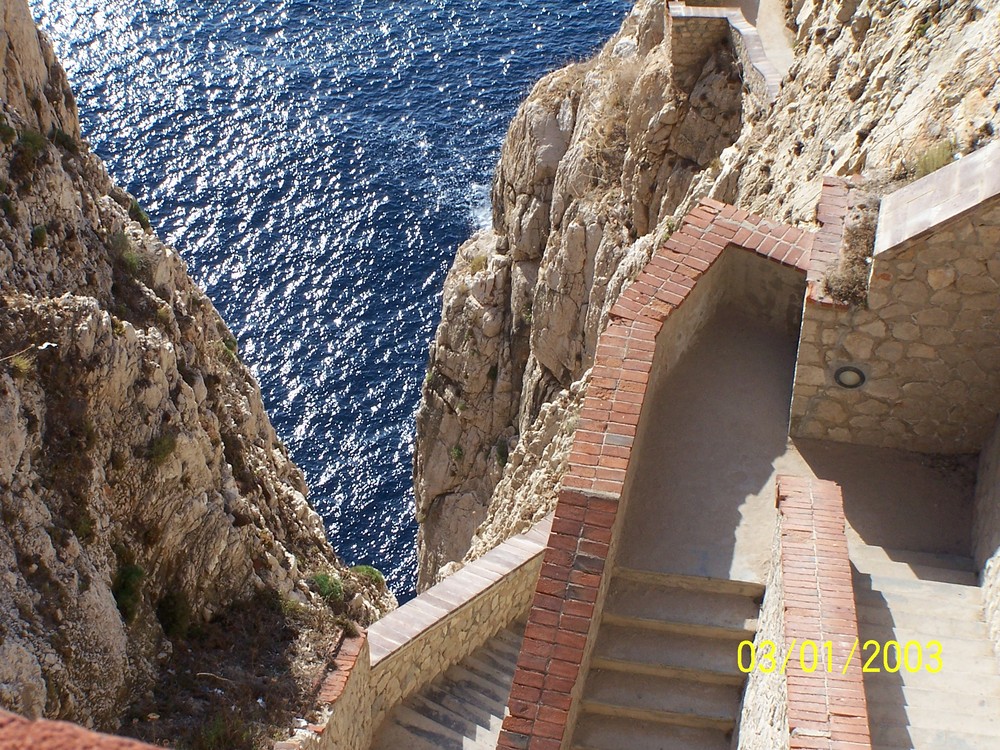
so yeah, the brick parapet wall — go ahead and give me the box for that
[498,200,812,750]
[668,2,783,104]
[776,476,871,750]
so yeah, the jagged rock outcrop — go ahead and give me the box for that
[0,0,395,734]
[414,0,1000,587]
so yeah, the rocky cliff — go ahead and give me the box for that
[0,0,394,741]
[414,0,1000,587]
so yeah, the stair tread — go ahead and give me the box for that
[850,545,975,574]
[855,571,982,599]
[856,603,989,638]
[867,697,1000,732]
[376,704,493,750]
[572,713,732,750]
[872,722,1000,749]
[614,567,764,597]
[582,670,739,724]
[593,625,745,681]
[606,578,761,635]
[405,693,501,739]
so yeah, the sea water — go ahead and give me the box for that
[33,0,629,601]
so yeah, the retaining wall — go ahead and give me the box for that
[668,2,783,105]
[276,518,550,750]
[737,520,788,750]
[775,477,871,750]
[790,143,1000,454]
[974,416,1000,662]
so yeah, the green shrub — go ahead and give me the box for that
[11,130,47,178]
[487,364,498,381]
[914,141,955,178]
[9,353,34,378]
[0,118,15,144]
[71,511,95,543]
[449,444,464,462]
[120,248,147,276]
[148,433,177,466]
[351,564,385,589]
[112,563,145,623]
[0,195,15,220]
[309,572,344,605]
[30,225,47,248]
[335,614,360,638]
[189,711,254,750]
[110,230,130,255]
[156,591,192,638]
[50,128,79,155]
[468,254,487,273]
[129,198,151,230]
[156,305,172,326]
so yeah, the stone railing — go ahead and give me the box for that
[277,517,551,750]
[668,2,783,105]
[737,519,788,749]
[497,200,813,750]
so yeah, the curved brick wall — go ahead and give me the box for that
[498,199,813,750]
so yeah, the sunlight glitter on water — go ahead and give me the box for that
[32,0,628,601]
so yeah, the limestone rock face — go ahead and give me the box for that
[0,0,395,730]
[414,0,744,587]
[414,0,1000,587]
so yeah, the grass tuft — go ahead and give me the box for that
[309,572,344,605]
[148,432,177,466]
[30,225,47,248]
[351,564,385,589]
[129,198,152,230]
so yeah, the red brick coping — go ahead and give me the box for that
[777,477,872,750]
[0,710,159,750]
[497,199,814,750]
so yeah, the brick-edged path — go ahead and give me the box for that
[777,477,872,750]
[496,200,813,750]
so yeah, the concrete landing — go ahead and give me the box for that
[618,305,800,584]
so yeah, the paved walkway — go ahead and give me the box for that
[738,0,794,75]
[618,304,800,584]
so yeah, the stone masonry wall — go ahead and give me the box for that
[669,3,783,105]
[737,520,788,750]
[277,519,549,750]
[974,416,1000,662]
[791,180,1000,453]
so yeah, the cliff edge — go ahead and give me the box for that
[0,1,395,744]
[414,0,1000,587]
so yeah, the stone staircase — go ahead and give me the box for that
[570,568,763,750]
[852,543,1000,750]
[369,622,524,750]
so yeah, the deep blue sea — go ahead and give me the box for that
[32,0,628,601]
